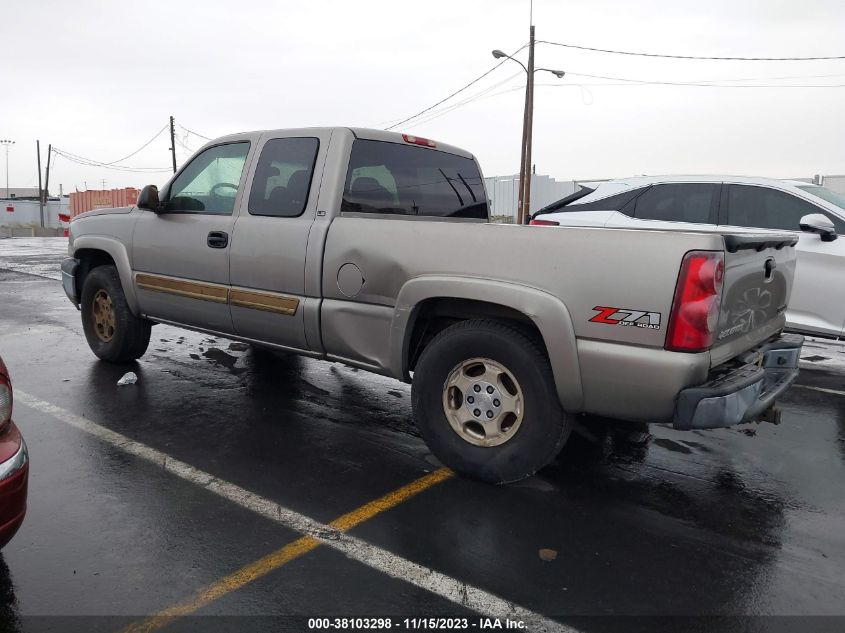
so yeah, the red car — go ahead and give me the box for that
[0,356,28,548]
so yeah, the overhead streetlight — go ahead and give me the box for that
[492,32,565,224]
[493,50,565,78]
[0,139,14,200]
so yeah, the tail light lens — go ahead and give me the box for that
[0,360,11,433]
[665,251,725,353]
[529,219,560,226]
[402,134,437,148]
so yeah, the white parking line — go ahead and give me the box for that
[15,389,575,633]
[793,384,845,397]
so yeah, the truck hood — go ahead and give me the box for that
[72,206,135,220]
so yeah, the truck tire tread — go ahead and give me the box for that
[412,318,572,483]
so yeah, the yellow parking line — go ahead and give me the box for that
[121,467,453,633]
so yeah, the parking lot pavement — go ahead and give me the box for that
[0,237,66,281]
[800,336,845,373]
[0,237,844,632]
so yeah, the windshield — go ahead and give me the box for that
[796,185,845,213]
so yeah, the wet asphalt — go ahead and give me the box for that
[0,239,844,632]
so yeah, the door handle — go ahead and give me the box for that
[207,231,229,249]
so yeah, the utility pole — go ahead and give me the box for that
[169,115,177,174]
[101,179,107,190]
[37,140,44,227]
[495,24,562,224]
[516,40,530,225]
[521,24,535,224]
[0,139,13,199]
[44,144,52,204]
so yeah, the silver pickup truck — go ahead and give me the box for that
[61,127,804,483]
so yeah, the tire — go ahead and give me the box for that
[411,319,573,484]
[80,265,151,363]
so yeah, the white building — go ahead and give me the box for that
[484,173,578,221]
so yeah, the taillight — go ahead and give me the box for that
[529,219,559,226]
[665,251,725,353]
[0,360,11,433]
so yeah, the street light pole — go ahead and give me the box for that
[517,68,530,224]
[523,25,535,224]
[0,139,14,199]
[492,36,565,224]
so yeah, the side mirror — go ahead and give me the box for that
[799,213,837,242]
[137,185,161,212]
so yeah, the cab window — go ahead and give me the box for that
[248,138,319,217]
[342,140,488,219]
[164,142,250,215]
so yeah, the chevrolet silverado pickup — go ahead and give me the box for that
[61,127,804,483]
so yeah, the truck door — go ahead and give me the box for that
[132,141,252,333]
[228,131,330,351]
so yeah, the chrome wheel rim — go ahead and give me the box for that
[442,357,524,447]
[92,289,116,342]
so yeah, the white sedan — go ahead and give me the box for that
[532,175,845,338]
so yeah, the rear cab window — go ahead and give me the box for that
[342,140,488,219]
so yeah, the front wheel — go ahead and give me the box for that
[80,265,151,363]
[411,319,572,483]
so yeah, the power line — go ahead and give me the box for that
[538,40,845,61]
[388,71,845,128]
[103,123,169,165]
[177,124,211,141]
[52,147,172,173]
[543,70,845,87]
[401,72,524,129]
[49,122,173,177]
[384,43,528,130]
[174,135,195,153]
[53,147,164,170]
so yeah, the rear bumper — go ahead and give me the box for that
[673,333,804,430]
[61,257,80,308]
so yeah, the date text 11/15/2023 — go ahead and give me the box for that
[307,617,527,630]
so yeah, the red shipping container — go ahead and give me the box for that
[69,188,141,218]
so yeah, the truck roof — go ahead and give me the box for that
[208,127,475,160]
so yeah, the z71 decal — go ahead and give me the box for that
[590,306,662,330]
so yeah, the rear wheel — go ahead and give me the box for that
[81,265,151,363]
[412,319,572,483]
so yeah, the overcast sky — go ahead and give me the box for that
[3,0,845,192]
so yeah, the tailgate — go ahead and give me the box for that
[710,233,798,366]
